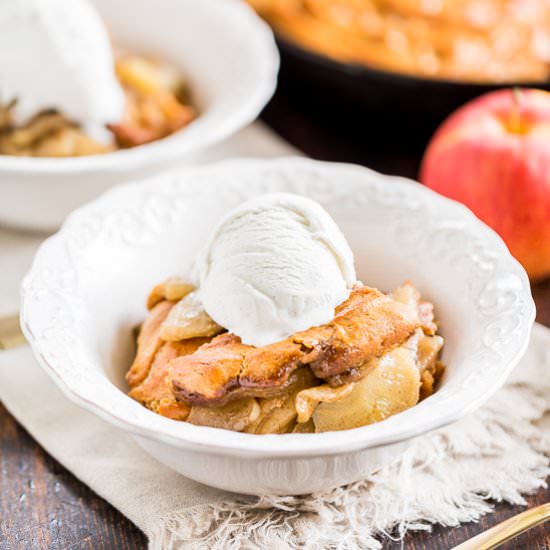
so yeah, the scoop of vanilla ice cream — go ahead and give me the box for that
[195,193,356,347]
[0,0,125,142]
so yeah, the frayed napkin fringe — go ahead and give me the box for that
[148,351,550,550]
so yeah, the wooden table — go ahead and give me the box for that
[1,85,549,550]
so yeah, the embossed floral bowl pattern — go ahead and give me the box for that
[0,0,279,231]
[21,158,535,495]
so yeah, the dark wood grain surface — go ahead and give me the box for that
[1,85,549,550]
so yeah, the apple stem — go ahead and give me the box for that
[510,87,523,134]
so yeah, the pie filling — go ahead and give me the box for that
[126,279,445,434]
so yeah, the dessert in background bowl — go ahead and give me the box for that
[127,193,445,434]
[21,158,534,495]
[0,0,278,230]
[0,0,196,157]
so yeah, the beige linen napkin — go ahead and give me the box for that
[1,124,549,549]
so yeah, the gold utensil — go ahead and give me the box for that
[0,313,26,350]
[452,503,550,550]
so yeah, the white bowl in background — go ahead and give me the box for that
[0,0,278,231]
[21,158,535,495]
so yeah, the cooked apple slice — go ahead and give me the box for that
[160,290,223,341]
[293,419,315,433]
[391,282,437,335]
[390,281,420,310]
[418,334,445,398]
[147,277,195,310]
[246,368,318,434]
[251,399,298,435]
[312,346,420,432]
[295,382,356,424]
[187,398,260,432]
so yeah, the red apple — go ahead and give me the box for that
[420,88,550,280]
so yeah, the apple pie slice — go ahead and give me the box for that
[126,280,445,433]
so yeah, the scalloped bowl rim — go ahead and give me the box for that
[21,158,535,458]
[0,0,279,176]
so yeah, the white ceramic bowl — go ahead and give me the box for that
[21,158,535,496]
[0,0,278,231]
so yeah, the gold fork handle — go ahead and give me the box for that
[0,313,25,350]
[452,503,550,550]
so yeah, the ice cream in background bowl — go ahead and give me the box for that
[0,0,125,143]
[194,193,357,347]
